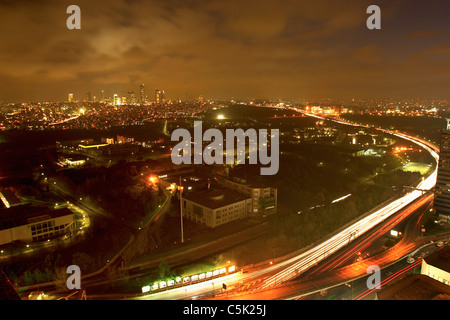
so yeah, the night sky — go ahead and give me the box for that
[0,0,449,102]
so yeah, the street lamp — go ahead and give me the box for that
[179,176,184,244]
[345,283,353,299]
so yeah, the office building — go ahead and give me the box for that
[434,119,450,221]
[128,91,137,105]
[182,189,252,228]
[421,244,450,285]
[0,189,22,208]
[113,94,121,106]
[218,177,277,215]
[377,274,450,300]
[68,93,74,103]
[155,89,165,104]
[0,205,76,246]
[140,84,145,103]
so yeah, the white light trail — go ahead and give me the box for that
[261,115,438,288]
[332,193,352,204]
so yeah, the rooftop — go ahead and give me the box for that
[377,274,450,300]
[0,205,74,230]
[0,189,21,207]
[183,188,251,210]
[424,244,450,273]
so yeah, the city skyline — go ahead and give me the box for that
[0,0,449,103]
[1,0,450,304]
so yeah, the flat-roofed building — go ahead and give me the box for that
[0,189,21,208]
[57,153,89,168]
[434,121,450,221]
[421,244,450,285]
[182,189,252,228]
[0,205,75,245]
[218,177,277,215]
[377,274,450,300]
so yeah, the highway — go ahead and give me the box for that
[132,113,441,301]
[306,193,433,276]
[257,115,438,289]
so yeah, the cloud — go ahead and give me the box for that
[406,29,445,40]
[0,0,448,101]
[352,45,382,64]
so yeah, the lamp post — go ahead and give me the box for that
[179,176,184,244]
[345,283,352,299]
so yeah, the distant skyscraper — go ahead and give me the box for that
[86,91,92,102]
[140,84,145,103]
[155,89,165,104]
[434,119,450,221]
[127,91,137,105]
[155,89,161,104]
[68,93,74,103]
[113,94,121,106]
[101,90,105,102]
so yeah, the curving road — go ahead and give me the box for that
[259,113,439,288]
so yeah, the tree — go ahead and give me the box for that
[53,267,69,291]
[158,261,174,280]
[33,268,46,283]
[23,270,34,285]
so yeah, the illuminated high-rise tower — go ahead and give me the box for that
[140,84,145,103]
[155,89,165,104]
[113,94,121,106]
[155,89,161,104]
[128,91,137,105]
[86,91,91,102]
[68,93,74,103]
[434,119,450,222]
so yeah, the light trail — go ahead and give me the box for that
[332,193,352,204]
[311,194,433,274]
[261,114,439,288]
[352,259,422,300]
[48,115,80,126]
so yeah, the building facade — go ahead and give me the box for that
[218,177,277,215]
[182,189,252,228]
[0,207,76,246]
[140,84,145,103]
[421,245,450,286]
[434,120,450,220]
